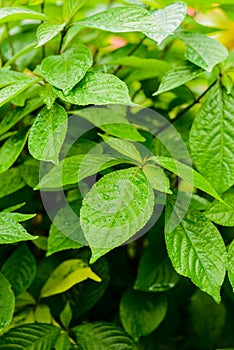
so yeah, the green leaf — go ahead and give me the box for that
[143,163,172,193]
[78,3,186,45]
[80,167,154,263]
[0,214,37,244]
[101,136,143,163]
[0,167,25,199]
[28,103,68,164]
[54,72,132,106]
[72,322,137,350]
[54,332,71,350]
[41,45,92,93]
[60,302,72,329]
[0,324,60,349]
[189,290,226,348]
[47,203,86,256]
[151,156,221,200]
[36,154,130,190]
[149,2,187,44]
[40,259,101,298]
[36,22,66,47]
[0,98,44,136]
[165,203,227,303]
[0,79,39,107]
[40,83,57,109]
[0,68,31,89]
[120,289,167,339]
[189,82,234,193]
[179,33,228,72]
[0,272,15,332]
[205,189,234,226]
[63,0,86,21]
[0,7,47,23]
[0,129,28,174]
[72,107,145,141]
[1,244,37,296]
[227,239,234,292]
[34,304,52,324]
[153,61,204,95]
[135,251,179,292]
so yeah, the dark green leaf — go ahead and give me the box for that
[0,272,15,332]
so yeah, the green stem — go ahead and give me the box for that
[40,1,46,58]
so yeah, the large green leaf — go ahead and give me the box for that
[72,322,137,350]
[165,203,227,303]
[36,154,130,190]
[28,103,68,164]
[54,72,132,106]
[179,33,228,72]
[0,324,60,349]
[0,167,25,199]
[0,273,15,332]
[0,79,39,107]
[142,163,172,193]
[78,3,186,45]
[205,189,234,226]
[40,259,101,298]
[72,107,145,141]
[0,7,47,23]
[0,129,28,174]
[153,61,204,95]
[189,82,234,193]
[120,289,167,339]
[1,244,37,296]
[150,2,187,44]
[41,45,92,93]
[36,22,66,48]
[80,167,154,263]
[227,239,234,292]
[0,213,37,244]
[151,156,221,200]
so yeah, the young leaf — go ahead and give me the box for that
[41,45,92,93]
[72,322,137,350]
[0,129,28,174]
[120,289,167,339]
[80,167,154,263]
[143,163,172,193]
[40,259,101,298]
[205,189,234,226]
[0,7,48,23]
[36,22,66,47]
[63,0,86,22]
[60,302,72,329]
[0,79,40,107]
[151,156,221,200]
[54,71,132,106]
[165,203,227,303]
[153,61,204,96]
[150,2,187,44]
[0,272,15,332]
[1,244,37,296]
[0,167,25,199]
[0,214,37,244]
[40,83,57,109]
[179,33,228,72]
[101,136,143,163]
[190,82,234,193]
[0,324,60,349]
[28,103,68,164]
[227,240,234,291]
